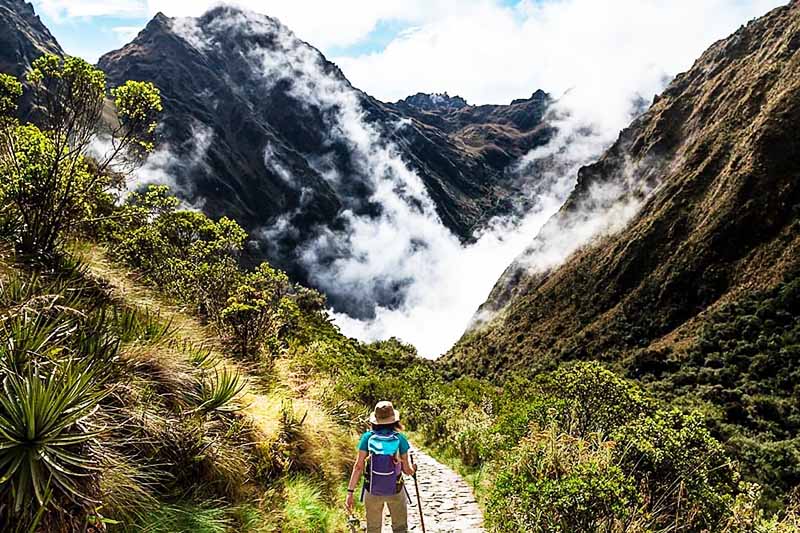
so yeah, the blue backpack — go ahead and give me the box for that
[365,431,402,496]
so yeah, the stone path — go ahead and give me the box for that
[379,447,484,533]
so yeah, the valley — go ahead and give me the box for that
[0,0,798,531]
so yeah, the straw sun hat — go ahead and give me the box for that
[369,401,400,425]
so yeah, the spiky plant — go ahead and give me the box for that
[112,306,175,344]
[0,359,109,515]
[195,367,247,413]
[0,312,75,369]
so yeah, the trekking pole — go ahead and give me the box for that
[411,453,427,533]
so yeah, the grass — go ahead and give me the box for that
[283,476,346,533]
[77,244,358,531]
[133,502,232,533]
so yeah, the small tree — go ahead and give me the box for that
[0,55,161,257]
[220,263,294,359]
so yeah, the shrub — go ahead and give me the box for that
[219,263,294,358]
[614,409,738,529]
[486,424,639,532]
[549,361,650,435]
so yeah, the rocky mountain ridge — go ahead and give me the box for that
[0,0,63,117]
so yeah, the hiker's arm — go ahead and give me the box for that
[400,453,416,476]
[348,451,368,490]
[345,451,367,511]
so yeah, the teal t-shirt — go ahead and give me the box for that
[358,430,410,455]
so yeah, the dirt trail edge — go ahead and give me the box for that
[380,447,484,532]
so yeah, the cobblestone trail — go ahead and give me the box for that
[380,447,484,532]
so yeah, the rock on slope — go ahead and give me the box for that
[96,7,553,280]
[447,3,800,378]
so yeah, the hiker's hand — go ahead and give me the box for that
[346,492,355,513]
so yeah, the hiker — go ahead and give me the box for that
[346,401,417,533]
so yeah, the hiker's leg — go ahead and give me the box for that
[364,492,386,533]
[386,491,408,533]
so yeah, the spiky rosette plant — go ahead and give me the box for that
[0,359,109,517]
[195,366,247,413]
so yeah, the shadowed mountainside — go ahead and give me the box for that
[0,0,63,116]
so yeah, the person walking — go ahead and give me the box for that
[346,401,416,533]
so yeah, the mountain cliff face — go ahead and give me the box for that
[97,8,554,286]
[448,3,800,376]
[0,0,61,77]
[0,0,63,116]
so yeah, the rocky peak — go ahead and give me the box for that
[400,92,469,112]
[510,89,548,105]
[0,0,62,78]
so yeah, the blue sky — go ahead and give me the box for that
[33,10,147,62]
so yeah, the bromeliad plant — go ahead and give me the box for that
[0,270,118,525]
[0,359,109,515]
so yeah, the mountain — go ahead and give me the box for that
[448,2,800,377]
[0,0,61,77]
[0,0,63,116]
[97,7,554,288]
[445,3,800,494]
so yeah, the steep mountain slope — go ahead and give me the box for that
[448,3,800,377]
[0,0,63,116]
[0,0,61,76]
[97,8,553,281]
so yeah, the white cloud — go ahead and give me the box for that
[36,0,147,20]
[141,0,463,49]
[111,26,142,43]
[335,0,783,109]
[53,1,784,357]
[41,0,781,109]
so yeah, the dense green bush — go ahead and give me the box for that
[219,263,296,358]
[634,272,800,503]
[548,362,651,435]
[614,409,737,529]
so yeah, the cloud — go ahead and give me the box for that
[111,26,142,43]
[126,120,214,202]
[159,2,783,358]
[335,0,783,109]
[40,1,781,109]
[143,0,462,49]
[75,1,784,358]
[36,0,147,20]
[166,9,583,357]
